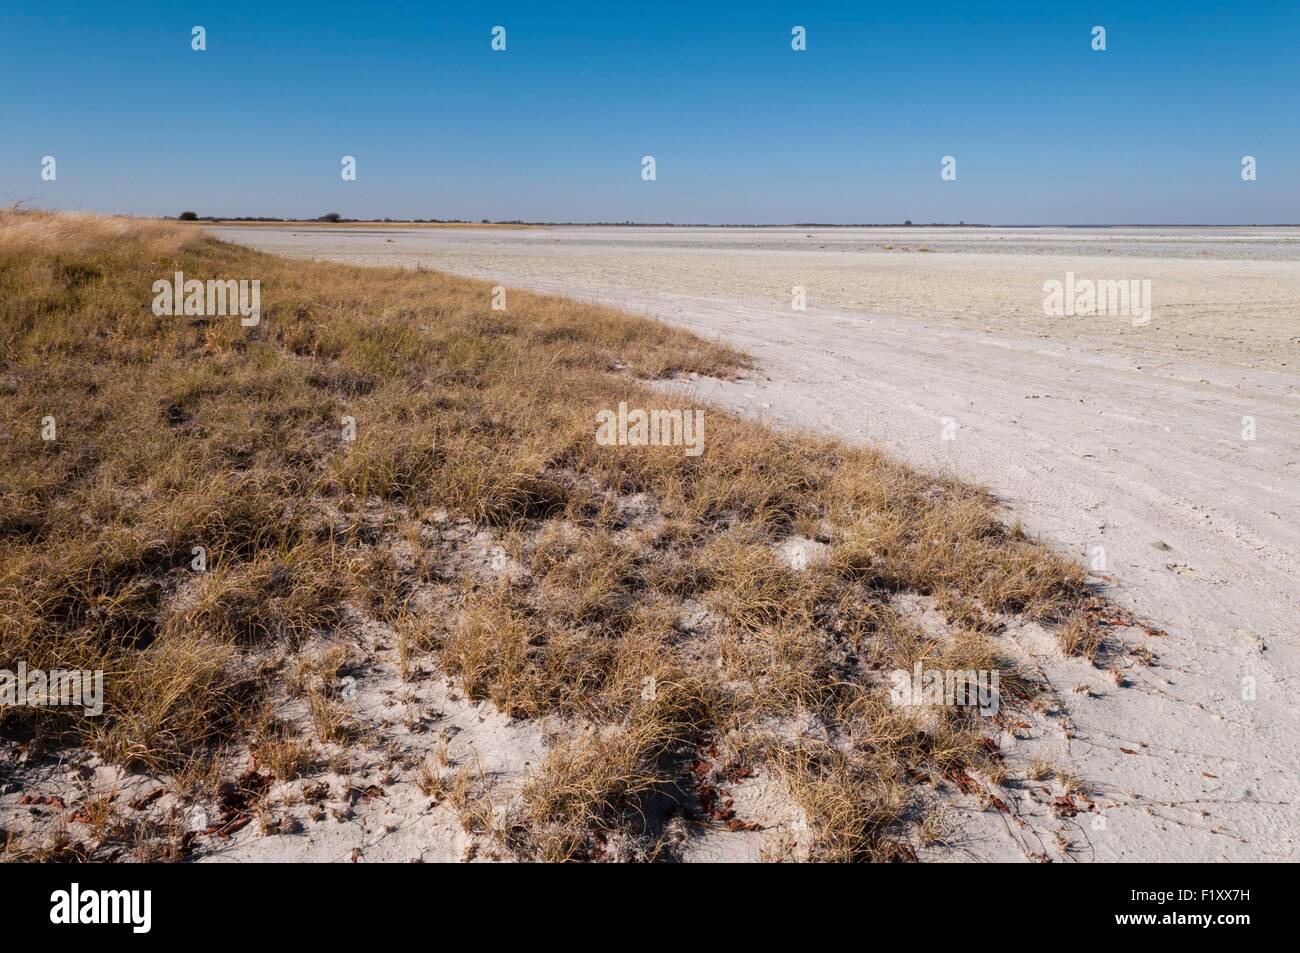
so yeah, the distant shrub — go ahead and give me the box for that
[319,212,342,223]
[178,211,198,221]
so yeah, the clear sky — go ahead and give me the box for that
[3,1,1297,224]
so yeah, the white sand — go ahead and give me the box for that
[214,224,1300,862]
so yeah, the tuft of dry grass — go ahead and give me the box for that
[1027,757,1055,781]
[772,738,910,862]
[509,681,707,861]
[1058,610,1105,661]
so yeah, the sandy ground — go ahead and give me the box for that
[213,224,1300,862]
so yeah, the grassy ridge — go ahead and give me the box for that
[0,211,1104,861]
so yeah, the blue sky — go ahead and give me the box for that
[3,1,1297,223]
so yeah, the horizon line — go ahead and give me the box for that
[175,216,1300,229]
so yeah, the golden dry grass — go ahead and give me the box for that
[0,209,1111,861]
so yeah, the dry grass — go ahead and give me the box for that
[1058,610,1106,661]
[0,209,1112,861]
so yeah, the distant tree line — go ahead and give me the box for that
[173,212,990,227]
